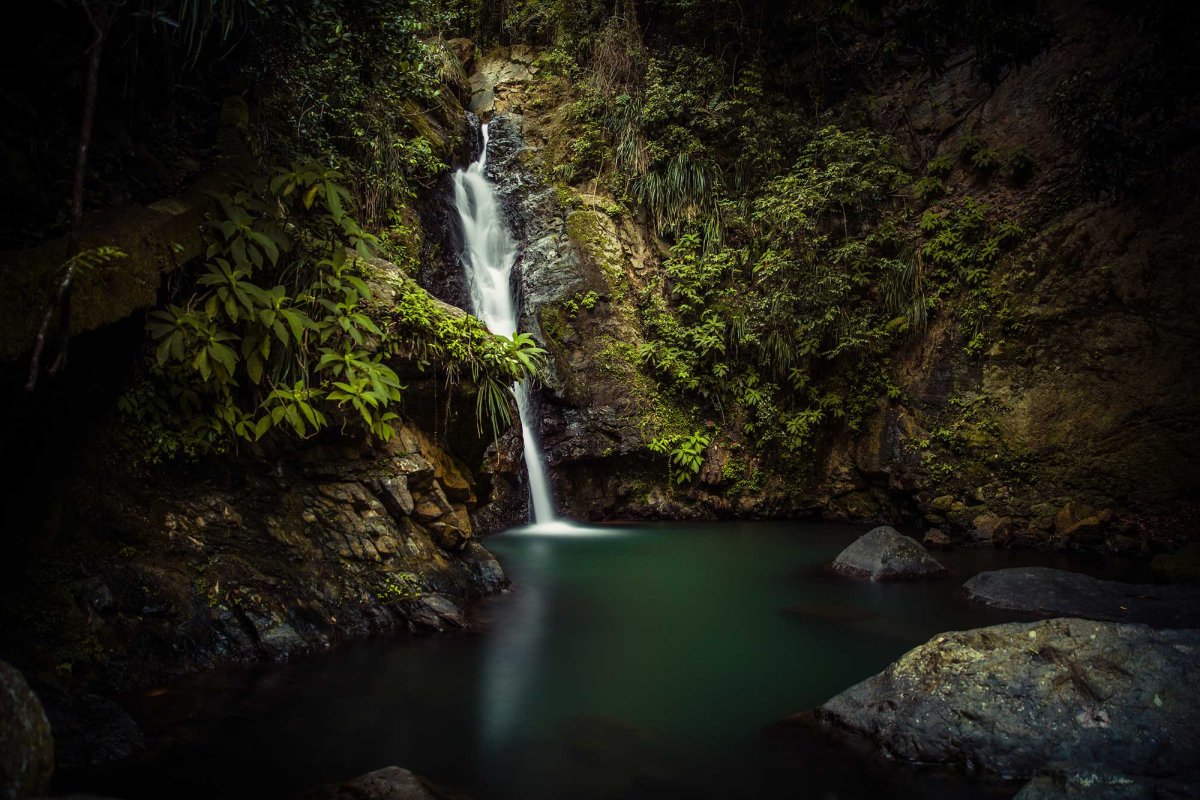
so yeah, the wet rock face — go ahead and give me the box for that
[830,526,947,580]
[0,659,54,800]
[797,5,1200,542]
[964,567,1200,628]
[485,113,590,377]
[418,170,471,313]
[817,618,1200,781]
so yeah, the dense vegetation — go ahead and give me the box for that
[8,0,1198,477]
[9,1,546,458]
[488,0,1053,476]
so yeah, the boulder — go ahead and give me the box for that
[963,567,1200,627]
[816,618,1200,781]
[293,766,440,800]
[375,475,414,519]
[830,526,947,580]
[406,594,466,632]
[428,504,471,551]
[1054,502,1113,543]
[922,528,953,549]
[0,660,54,799]
[971,511,1012,542]
[412,483,452,523]
[444,37,474,73]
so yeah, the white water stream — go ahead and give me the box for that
[452,122,566,530]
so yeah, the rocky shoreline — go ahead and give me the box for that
[804,529,1200,797]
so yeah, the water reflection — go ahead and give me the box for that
[73,522,1142,800]
[478,536,552,764]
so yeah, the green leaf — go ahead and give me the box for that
[246,354,264,385]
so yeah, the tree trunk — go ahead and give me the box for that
[26,2,109,390]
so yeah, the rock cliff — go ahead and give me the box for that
[448,5,1200,549]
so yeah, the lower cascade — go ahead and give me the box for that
[452,121,563,529]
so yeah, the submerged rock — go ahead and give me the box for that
[830,526,947,580]
[293,766,442,800]
[0,659,54,799]
[816,618,1200,781]
[963,567,1200,627]
[406,594,466,632]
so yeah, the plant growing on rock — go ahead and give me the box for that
[127,160,544,458]
[648,429,711,485]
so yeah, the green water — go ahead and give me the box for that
[82,521,1124,799]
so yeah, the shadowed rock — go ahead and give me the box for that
[816,618,1200,781]
[0,659,54,799]
[964,567,1200,627]
[830,526,947,580]
[41,691,143,771]
[293,767,446,800]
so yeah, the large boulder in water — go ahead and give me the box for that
[964,567,1200,627]
[830,526,946,580]
[816,618,1200,781]
[293,766,441,800]
[0,659,54,799]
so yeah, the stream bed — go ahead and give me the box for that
[73,521,1144,799]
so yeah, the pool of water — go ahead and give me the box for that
[71,521,1140,799]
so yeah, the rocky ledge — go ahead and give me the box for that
[816,618,1200,784]
[964,567,1200,628]
[1,417,507,774]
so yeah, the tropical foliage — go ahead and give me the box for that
[522,0,1031,464]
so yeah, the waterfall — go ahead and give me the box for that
[452,122,562,528]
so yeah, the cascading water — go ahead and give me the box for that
[452,122,563,529]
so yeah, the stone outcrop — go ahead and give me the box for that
[964,567,1200,627]
[813,3,1200,546]
[816,618,1200,782]
[293,766,445,800]
[830,526,947,580]
[449,21,1200,539]
[0,659,54,800]
[0,410,506,771]
[3,421,504,697]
